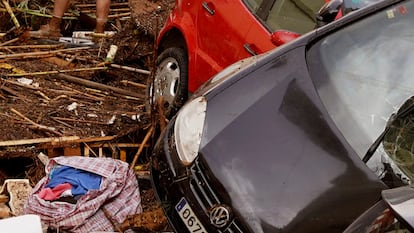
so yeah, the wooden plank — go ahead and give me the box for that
[88,143,147,148]
[64,146,81,156]
[0,136,80,147]
[84,146,90,157]
[120,149,126,161]
[37,136,117,149]
[72,136,116,143]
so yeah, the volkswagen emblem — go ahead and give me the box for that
[209,205,231,228]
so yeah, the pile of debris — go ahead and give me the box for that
[0,0,174,231]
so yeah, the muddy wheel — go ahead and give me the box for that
[147,47,188,118]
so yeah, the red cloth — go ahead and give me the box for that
[38,183,72,200]
[24,156,142,233]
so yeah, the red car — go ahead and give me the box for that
[149,0,328,116]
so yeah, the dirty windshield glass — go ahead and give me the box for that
[307,0,414,177]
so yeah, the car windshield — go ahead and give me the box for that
[307,0,414,175]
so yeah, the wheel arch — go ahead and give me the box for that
[157,28,189,54]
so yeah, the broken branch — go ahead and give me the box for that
[120,80,146,89]
[51,116,109,125]
[75,2,129,7]
[110,64,150,75]
[0,37,20,47]
[0,47,92,60]
[1,0,20,28]
[108,12,130,19]
[0,83,29,101]
[10,108,63,136]
[57,73,146,99]
[0,44,64,50]
[5,67,107,77]
[130,126,154,169]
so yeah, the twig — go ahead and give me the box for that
[13,8,77,19]
[50,116,75,129]
[51,95,69,101]
[0,46,92,59]
[76,2,129,7]
[110,64,150,75]
[0,37,20,47]
[51,116,109,125]
[35,90,51,102]
[56,53,99,65]
[2,0,20,28]
[84,87,109,96]
[120,80,146,89]
[108,12,130,19]
[0,83,29,101]
[130,126,154,169]
[57,73,146,99]
[0,44,64,50]
[10,108,63,136]
[80,8,130,13]
[5,67,107,77]
[3,79,39,90]
[52,83,105,101]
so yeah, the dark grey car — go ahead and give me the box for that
[151,0,414,232]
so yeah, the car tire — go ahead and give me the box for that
[147,47,188,118]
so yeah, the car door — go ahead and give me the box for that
[195,0,258,86]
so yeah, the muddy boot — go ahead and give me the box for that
[30,16,63,39]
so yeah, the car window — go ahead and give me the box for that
[266,0,326,34]
[244,0,264,11]
[307,0,414,172]
[244,0,326,34]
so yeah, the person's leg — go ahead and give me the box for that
[48,0,71,30]
[30,0,70,38]
[52,0,70,18]
[95,0,110,33]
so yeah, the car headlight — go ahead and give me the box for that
[174,96,207,164]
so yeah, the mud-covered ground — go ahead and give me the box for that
[0,0,174,231]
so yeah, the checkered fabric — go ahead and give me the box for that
[24,156,142,232]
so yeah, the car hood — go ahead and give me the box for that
[198,46,387,232]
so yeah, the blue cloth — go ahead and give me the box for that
[45,165,102,196]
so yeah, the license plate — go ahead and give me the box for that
[176,198,207,233]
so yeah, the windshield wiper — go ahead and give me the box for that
[363,97,414,163]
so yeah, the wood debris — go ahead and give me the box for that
[0,0,175,231]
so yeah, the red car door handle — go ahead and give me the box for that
[244,44,258,56]
[202,2,215,15]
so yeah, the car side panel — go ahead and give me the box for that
[193,0,258,92]
[157,0,200,92]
